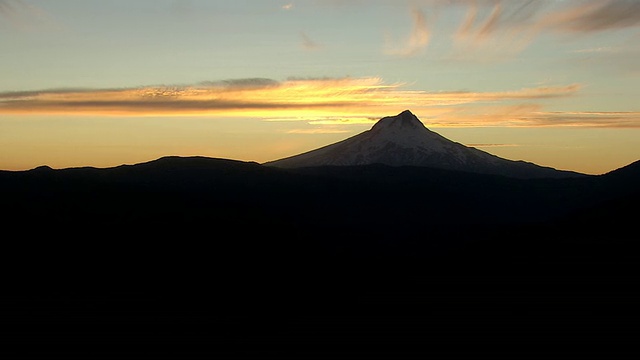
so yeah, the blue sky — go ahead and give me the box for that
[1,0,640,173]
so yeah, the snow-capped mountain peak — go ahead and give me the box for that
[264,110,583,179]
[367,110,452,151]
[372,110,423,130]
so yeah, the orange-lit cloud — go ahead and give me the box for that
[286,128,352,135]
[1,77,637,128]
[0,77,581,123]
[264,115,378,125]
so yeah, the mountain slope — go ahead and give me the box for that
[265,110,583,179]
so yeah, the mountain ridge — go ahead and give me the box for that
[3,154,637,225]
[0,154,633,177]
[3,152,638,358]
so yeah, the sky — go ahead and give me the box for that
[1,0,639,174]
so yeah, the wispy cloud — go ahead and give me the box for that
[544,0,640,33]
[0,0,21,15]
[264,115,376,125]
[566,44,640,76]
[450,0,542,60]
[286,128,352,134]
[197,78,281,89]
[0,0,29,28]
[0,77,580,118]
[300,31,322,51]
[3,77,636,127]
[441,0,640,34]
[419,0,640,62]
[427,105,640,128]
[384,8,430,57]
[0,0,59,31]
[3,77,621,127]
[531,111,640,128]
[570,46,622,54]
[467,143,519,148]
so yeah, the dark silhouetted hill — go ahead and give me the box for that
[2,156,638,359]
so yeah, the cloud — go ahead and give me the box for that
[282,3,294,11]
[286,128,351,134]
[467,143,519,148]
[264,115,376,125]
[544,0,640,33]
[434,0,640,34]
[0,0,28,27]
[1,77,612,127]
[531,111,640,128]
[426,105,640,128]
[0,0,19,14]
[424,103,541,127]
[197,78,281,89]
[0,0,59,31]
[384,8,430,57]
[398,101,640,128]
[570,46,622,54]
[3,77,634,127]
[300,31,322,51]
[419,0,640,62]
[0,77,580,117]
[451,0,541,59]
[566,44,640,76]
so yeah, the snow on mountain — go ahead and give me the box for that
[264,110,584,179]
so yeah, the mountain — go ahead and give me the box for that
[265,110,583,179]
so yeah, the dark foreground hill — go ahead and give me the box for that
[2,156,639,359]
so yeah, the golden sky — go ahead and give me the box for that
[1,0,639,174]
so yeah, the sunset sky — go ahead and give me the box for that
[1,0,639,174]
